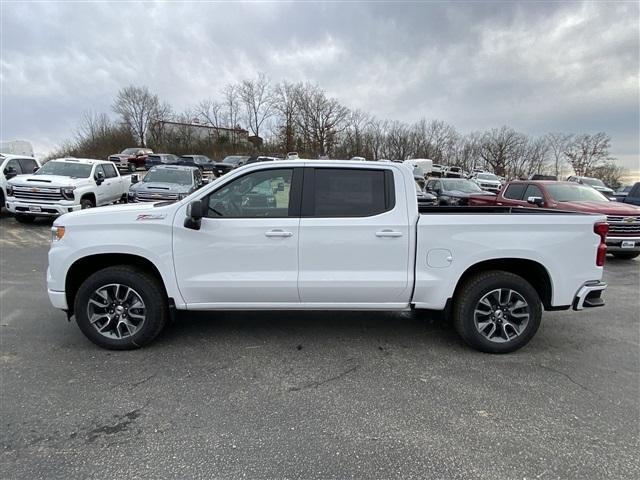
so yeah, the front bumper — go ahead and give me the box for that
[606,237,640,253]
[48,289,68,310]
[572,281,607,310]
[6,199,81,217]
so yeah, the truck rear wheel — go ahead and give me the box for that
[74,266,168,350]
[453,270,541,353]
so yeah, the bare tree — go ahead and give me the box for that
[112,85,161,146]
[546,132,573,177]
[223,84,241,144]
[383,121,412,160]
[480,127,526,177]
[274,81,300,153]
[294,83,349,156]
[239,72,274,139]
[564,132,613,176]
[343,109,371,157]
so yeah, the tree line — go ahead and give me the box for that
[50,74,625,187]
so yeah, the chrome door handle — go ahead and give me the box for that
[376,230,403,238]
[265,230,293,238]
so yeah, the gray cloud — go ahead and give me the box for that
[1,1,638,168]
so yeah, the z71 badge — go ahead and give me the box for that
[136,213,167,221]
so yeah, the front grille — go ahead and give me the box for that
[136,192,179,202]
[12,185,63,202]
[109,156,122,162]
[606,215,640,236]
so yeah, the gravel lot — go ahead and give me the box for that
[1,212,639,479]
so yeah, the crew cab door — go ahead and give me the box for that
[172,167,302,306]
[101,163,122,203]
[297,167,411,305]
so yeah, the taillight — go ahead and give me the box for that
[594,222,609,266]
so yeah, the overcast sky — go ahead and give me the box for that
[1,1,638,168]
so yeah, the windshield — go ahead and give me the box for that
[582,177,606,188]
[144,169,192,185]
[477,173,499,181]
[442,179,483,193]
[120,148,139,155]
[547,184,609,202]
[36,161,93,178]
[223,156,244,165]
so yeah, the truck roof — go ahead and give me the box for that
[150,164,197,171]
[50,157,110,165]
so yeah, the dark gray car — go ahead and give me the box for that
[128,165,205,203]
[426,178,495,206]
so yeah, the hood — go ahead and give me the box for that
[446,189,494,198]
[131,181,192,193]
[475,179,501,186]
[109,154,129,160]
[556,200,640,215]
[9,174,90,188]
[592,185,614,194]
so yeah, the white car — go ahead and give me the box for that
[471,172,503,193]
[1,153,41,212]
[47,160,607,353]
[285,152,300,160]
[6,158,131,222]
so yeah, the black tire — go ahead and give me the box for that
[15,214,36,223]
[74,266,168,350]
[611,252,640,260]
[452,270,542,354]
[128,162,136,173]
[80,197,95,209]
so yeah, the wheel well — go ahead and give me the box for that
[454,258,553,310]
[80,192,96,205]
[65,254,167,316]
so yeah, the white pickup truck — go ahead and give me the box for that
[6,158,131,222]
[47,160,608,353]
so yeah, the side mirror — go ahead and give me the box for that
[527,196,545,207]
[184,200,204,230]
[96,171,105,185]
[33,167,40,173]
[201,178,209,185]
[4,166,18,179]
[131,174,139,184]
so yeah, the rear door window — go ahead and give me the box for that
[3,159,23,175]
[503,184,526,200]
[304,168,394,217]
[18,158,38,174]
[524,184,543,199]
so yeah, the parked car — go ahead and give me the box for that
[108,148,153,172]
[619,183,640,206]
[285,152,299,160]
[1,153,41,212]
[612,184,633,201]
[144,153,180,170]
[178,155,215,172]
[471,172,502,193]
[445,166,464,178]
[431,164,444,177]
[221,155,250,167]
[469,180,640,260]
[415,181,437,206]
[48,160,608,353]
[567,175,615,199]
[426,178,495,205]
[5,158,131,222]
[529,174,557,181]
[128,165,205,203]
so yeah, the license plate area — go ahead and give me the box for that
[621,240,635,249]
[28,206,42,213]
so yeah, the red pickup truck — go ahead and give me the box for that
[469,180,640,260]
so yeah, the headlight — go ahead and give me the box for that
[51,226,65,242]
[61,186,76,200]
[6,185,13,196]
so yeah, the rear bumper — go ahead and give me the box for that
[572,281,607,310]
[606,237,640,253]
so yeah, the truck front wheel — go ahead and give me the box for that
[453,270,542,353]
[80,197,95,209]
[74,266,168,350]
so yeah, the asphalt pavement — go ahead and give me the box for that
[1,212,639,479]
